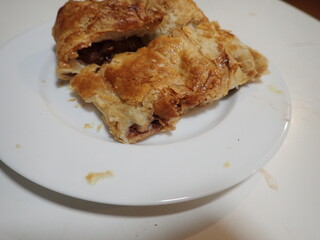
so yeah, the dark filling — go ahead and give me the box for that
[77,36,145,65]
[151,119,162,129]
[128,118,163,139]
[128,124,144,138]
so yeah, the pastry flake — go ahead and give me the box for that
[53,0,268,143]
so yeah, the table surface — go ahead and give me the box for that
[1,0,319,239]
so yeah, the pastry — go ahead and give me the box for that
[53,0,207,80]
[53,0,268,143]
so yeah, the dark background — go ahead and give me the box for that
[284,0,320,20]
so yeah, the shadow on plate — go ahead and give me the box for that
[0,159,258,218]
[1,157,265,240]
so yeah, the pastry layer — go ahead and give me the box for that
[53,0,207,80]
[70,22,268,143]
[53,0,268,143]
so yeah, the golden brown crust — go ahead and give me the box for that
[53,0,163,80]
[71,21,268,143]
[53,0,268,143]
[52,0,207,80]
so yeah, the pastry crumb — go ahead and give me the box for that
[268,84,283,95]
[259,168,278,190]
[248,12,256,16]
[84,123,94,129]
[15,144,22,149]
[68,98,77,102]
[96,124,103,132]
[86,170,114,184]
[223,162,231,168]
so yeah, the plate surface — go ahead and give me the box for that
[0,20,290,206]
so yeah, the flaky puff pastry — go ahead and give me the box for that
[70,21,268,143]
[53,0,207,80]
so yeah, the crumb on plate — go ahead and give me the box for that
[15,144,22,149]
[84,123,94,129]
[96,124,103,132]
[268,84,284,95]
[86,170,114,184]
[223,162,231,168]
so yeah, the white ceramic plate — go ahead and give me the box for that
[0,21,290,206]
